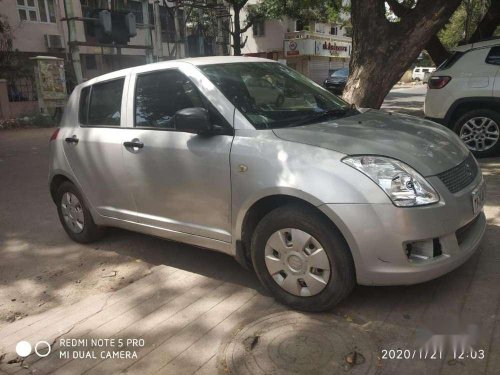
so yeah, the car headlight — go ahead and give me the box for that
[342,156,439,207]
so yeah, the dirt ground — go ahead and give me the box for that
[0,128,155,327]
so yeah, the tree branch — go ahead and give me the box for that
[425,34,450,66]
[468,0,500,43]
[240,35,248,48]
[240,19,254,34]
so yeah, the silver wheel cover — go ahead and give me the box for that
[264,228,331,297]
[460,116,499,152]
[61,192,85,233]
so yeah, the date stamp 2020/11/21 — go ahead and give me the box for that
[381,348,486,361]
[381,325,487,361]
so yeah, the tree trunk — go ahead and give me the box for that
[425,35,451,66]
[468,0,500,43]
[232,6,242,56]
[343,0,461,109]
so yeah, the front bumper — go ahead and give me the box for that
[319,174,486,286]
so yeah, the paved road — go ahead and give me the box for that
[0,128,499,374]
[382,85,428,117]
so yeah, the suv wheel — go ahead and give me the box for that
[454,109,500,157]
[251,204,355,312]
[56,181,105,243]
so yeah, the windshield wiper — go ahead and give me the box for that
[286,107,350,127]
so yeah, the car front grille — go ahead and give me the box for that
[437,154,478,194]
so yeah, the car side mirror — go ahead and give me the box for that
[174,107,213,135]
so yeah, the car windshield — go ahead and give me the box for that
[200,62,356,130]
[331,68,349,77]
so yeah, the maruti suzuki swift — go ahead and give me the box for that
[49,57,486,312]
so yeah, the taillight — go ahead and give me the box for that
[49,128,60,142]
[428,76,451,89]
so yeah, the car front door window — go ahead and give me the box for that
[135,70,204,129]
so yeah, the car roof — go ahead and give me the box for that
[80,56,274,87]
[452,38,500,52]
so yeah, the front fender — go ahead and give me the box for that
[230,129,390,242]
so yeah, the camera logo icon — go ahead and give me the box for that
[16,340,51,358]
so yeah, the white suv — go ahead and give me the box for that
[424,39,500,157]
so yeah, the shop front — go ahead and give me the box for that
[284,34,352,84]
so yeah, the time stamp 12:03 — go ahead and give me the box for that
[381,348,486,360]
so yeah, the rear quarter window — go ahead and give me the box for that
[79,86,90,124]
[486,46,500,65]
[79,78,125,126]
[437,51,464,70]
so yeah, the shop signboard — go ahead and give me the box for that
[285,38,351,58]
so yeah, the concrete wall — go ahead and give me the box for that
[241,18,294,55]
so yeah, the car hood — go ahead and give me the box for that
[273,110,470,176]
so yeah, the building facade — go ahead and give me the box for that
[237,0,352,83]
[1,0,229,118]
[4,0,192,81]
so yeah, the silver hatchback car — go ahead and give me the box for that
[49,57,486,311]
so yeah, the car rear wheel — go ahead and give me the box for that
[454,109,500,157]
[56,181,105,243]
[251,204,356,312]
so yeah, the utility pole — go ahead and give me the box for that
[217,5,224,55]
[174,7,182,58]
[153,0,163,60]
[63,0,83,83]
[182,7,188,58]
[142,0,154,63]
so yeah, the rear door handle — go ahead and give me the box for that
[123,140,144,149]
[65,136,79,144]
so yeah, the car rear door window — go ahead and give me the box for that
[134,70,204,129]
[486,46,500,65]
[85,78,124,126]
[79,86,91,125]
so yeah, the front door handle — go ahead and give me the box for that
[123,140,144,149]
[65,136,79,144]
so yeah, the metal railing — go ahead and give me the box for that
[7,79,37,102]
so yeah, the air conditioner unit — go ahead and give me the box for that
[44,34,64,49]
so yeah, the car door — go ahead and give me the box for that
[487,46,500,97]
[460,47,499,95]
[62,76,137,221]
[121,68,234,242]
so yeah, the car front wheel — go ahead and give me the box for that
[251,204,356,312]
[455,109,500,157]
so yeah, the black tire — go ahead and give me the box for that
[56,181,105,243]
[453,109,500,158]
[251,204,356,312]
